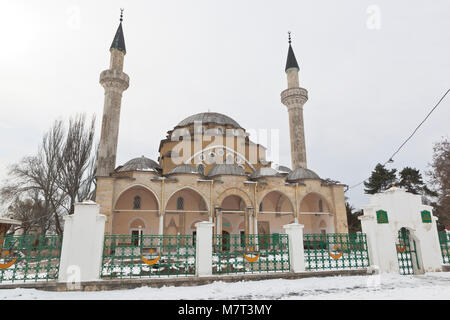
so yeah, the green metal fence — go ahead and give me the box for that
[303,233,369,271]
[0,235,62,283]
[439,232,450,265]
[212,233,290,274]
[101,235,196,279]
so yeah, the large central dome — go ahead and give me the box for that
[176,112,242,129]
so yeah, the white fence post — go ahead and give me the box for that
[283,223,305,273]
[195,221,214,277]
[58,201,106,283]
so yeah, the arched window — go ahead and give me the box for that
[318,199,323,212]
[133,195,141,210]
[177,197,184,210]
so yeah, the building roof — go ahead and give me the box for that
[110,22,126,53]
[286,167,320,182]
[116,156,161,172]
[176,112,242,129]
[276,165,292,173]
[167,164,200,175]
[207,164,245,177]
[285,44,299,72]
[250,167,281,179]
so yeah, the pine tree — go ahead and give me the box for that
[346,202,362,233]
[398,167,436,196]
[364,163,397,194]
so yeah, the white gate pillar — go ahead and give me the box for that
[195,221,214,277]
[58,201,106,283]
[283,223,305,273]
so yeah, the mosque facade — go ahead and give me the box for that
[95,16,349,239]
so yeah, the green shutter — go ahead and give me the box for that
[376,210,389,224]
[421,210,432,223]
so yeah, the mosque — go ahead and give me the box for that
[95,13,349,239]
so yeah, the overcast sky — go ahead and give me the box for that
[1,0,449,209]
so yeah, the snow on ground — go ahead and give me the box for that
[0,272,449,300]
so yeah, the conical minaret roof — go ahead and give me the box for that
[285,32,299,72]
[110,10,126,53]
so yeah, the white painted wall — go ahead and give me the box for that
[360,187,442,274]
[58,202,106,283]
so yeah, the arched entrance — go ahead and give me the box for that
[113,185,159,235]
[299,192,333,234]
[220,194,246,236]
[164,187,209,236]
[129,218,145,245]
[396,227,422,275]
[258,191,294,235]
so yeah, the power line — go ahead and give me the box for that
[347,88,450,191]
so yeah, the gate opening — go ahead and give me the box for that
[396,228,422,275]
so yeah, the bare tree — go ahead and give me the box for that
[0,114,97,235]
[427,137,450,230]
[39,120,66,233]
[5,191,54,235]
[1,120,65,234]
[77,142,98,202]
[56,114,96,215]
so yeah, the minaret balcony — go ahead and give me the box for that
[281,87,308,106]
[100,69,130,91]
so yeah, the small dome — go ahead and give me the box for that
[176,112,242,129]
[286,167,320,182]
[250,167,281,179]
[117,156,161,172]
[207,164,245,177]
[168,164,199,175]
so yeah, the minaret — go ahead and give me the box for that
[97,9,130,177]
[281,32,308,169]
